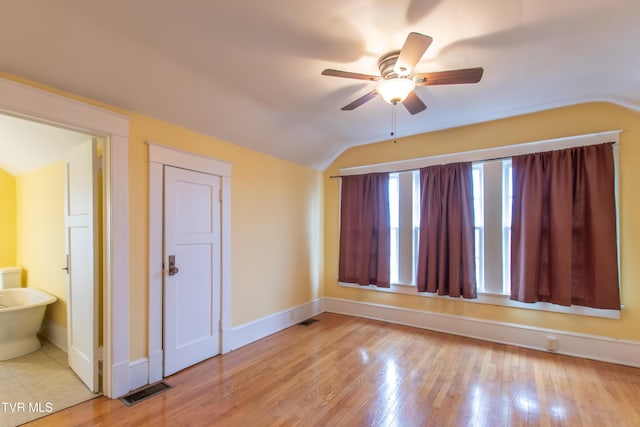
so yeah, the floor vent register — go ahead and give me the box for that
[120,382,172,406]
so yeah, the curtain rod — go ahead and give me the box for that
[329,140,617,179]
[329,154,513,179]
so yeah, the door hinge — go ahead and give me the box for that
[98,155,104,171]
[219,188,222,202]
[96,346,104,361]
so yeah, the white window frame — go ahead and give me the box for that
[338,130,622,319]
[472,164,485,291]
[389,171,420,286]
[389,173,400,284]
[502,160,513,295]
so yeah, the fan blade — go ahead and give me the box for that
[402,91,427,115]
[413,67,484,86]
[322,69,381,81]
[341,90,378,111]
[394,32,433,76]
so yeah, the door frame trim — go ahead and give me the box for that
[147,142,232,383]
[0,76,130,398]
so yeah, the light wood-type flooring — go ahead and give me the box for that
[25,313,640,426]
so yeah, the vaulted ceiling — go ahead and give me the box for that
[1,0,639,170]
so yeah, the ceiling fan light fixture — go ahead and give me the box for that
[377,78,415,104]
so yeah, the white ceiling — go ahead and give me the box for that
[1,0,639,170]
[0,114,90,176]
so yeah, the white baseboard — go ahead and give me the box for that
[129,358,149,391]
[148,350,163,384]
[221,327,233,354]
[111,360,131,398]
[324,297,640,368]
[132,299,323,392]
[39,325,147,397]
[231,298,325,350]
[39,318,67,352]
[120,296,638,397]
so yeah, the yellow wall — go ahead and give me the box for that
[127,115,324,357]
[16,161,67,328]
[12,71,639,364]
[0,72,325,361]
[0,72,326,361]
[324,102,640,342]
[0,167,16,266]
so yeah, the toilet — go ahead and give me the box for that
[0,267,21,289]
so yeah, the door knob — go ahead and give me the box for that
[168,255,179,276]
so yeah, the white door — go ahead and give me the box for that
[164,166,221,376]
[64,138,100,392]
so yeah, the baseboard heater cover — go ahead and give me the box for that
[120,381,172,406]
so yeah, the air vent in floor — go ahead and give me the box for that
[298,318,318,326]
[120,382,172,406]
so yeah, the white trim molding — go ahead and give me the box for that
[147,142,232,384]
[129,358,150,392]
[338,282,621,320]
[324,297,640,368]
[0,76,130,398]
[39,319,68,352]
[339,130,621,175]
[231,299,325,350]
[338,130,623,319]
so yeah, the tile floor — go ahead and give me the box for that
[0,338,98,427]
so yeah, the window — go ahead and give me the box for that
[389,173,399,284]
[340,130,621,318]
[473,160,512,294]
[389,171,420,285]
[502,160,512,294]
[412,171,420,284]
[472,164,484,290]
[389,160,512,295]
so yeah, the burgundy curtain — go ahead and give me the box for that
[338,173,391,287]
[416,162,477,298]
[510,143,620,309]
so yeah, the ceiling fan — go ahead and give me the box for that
[322,32,484,115]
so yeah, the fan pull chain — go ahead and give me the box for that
[391,103,397,143]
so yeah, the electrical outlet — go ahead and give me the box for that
[546,335,558,351]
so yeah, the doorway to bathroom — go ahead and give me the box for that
[0,113,103,424]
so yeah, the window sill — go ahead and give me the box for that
[338,282,621,320]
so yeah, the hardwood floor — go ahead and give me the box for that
[25,313,640,426]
